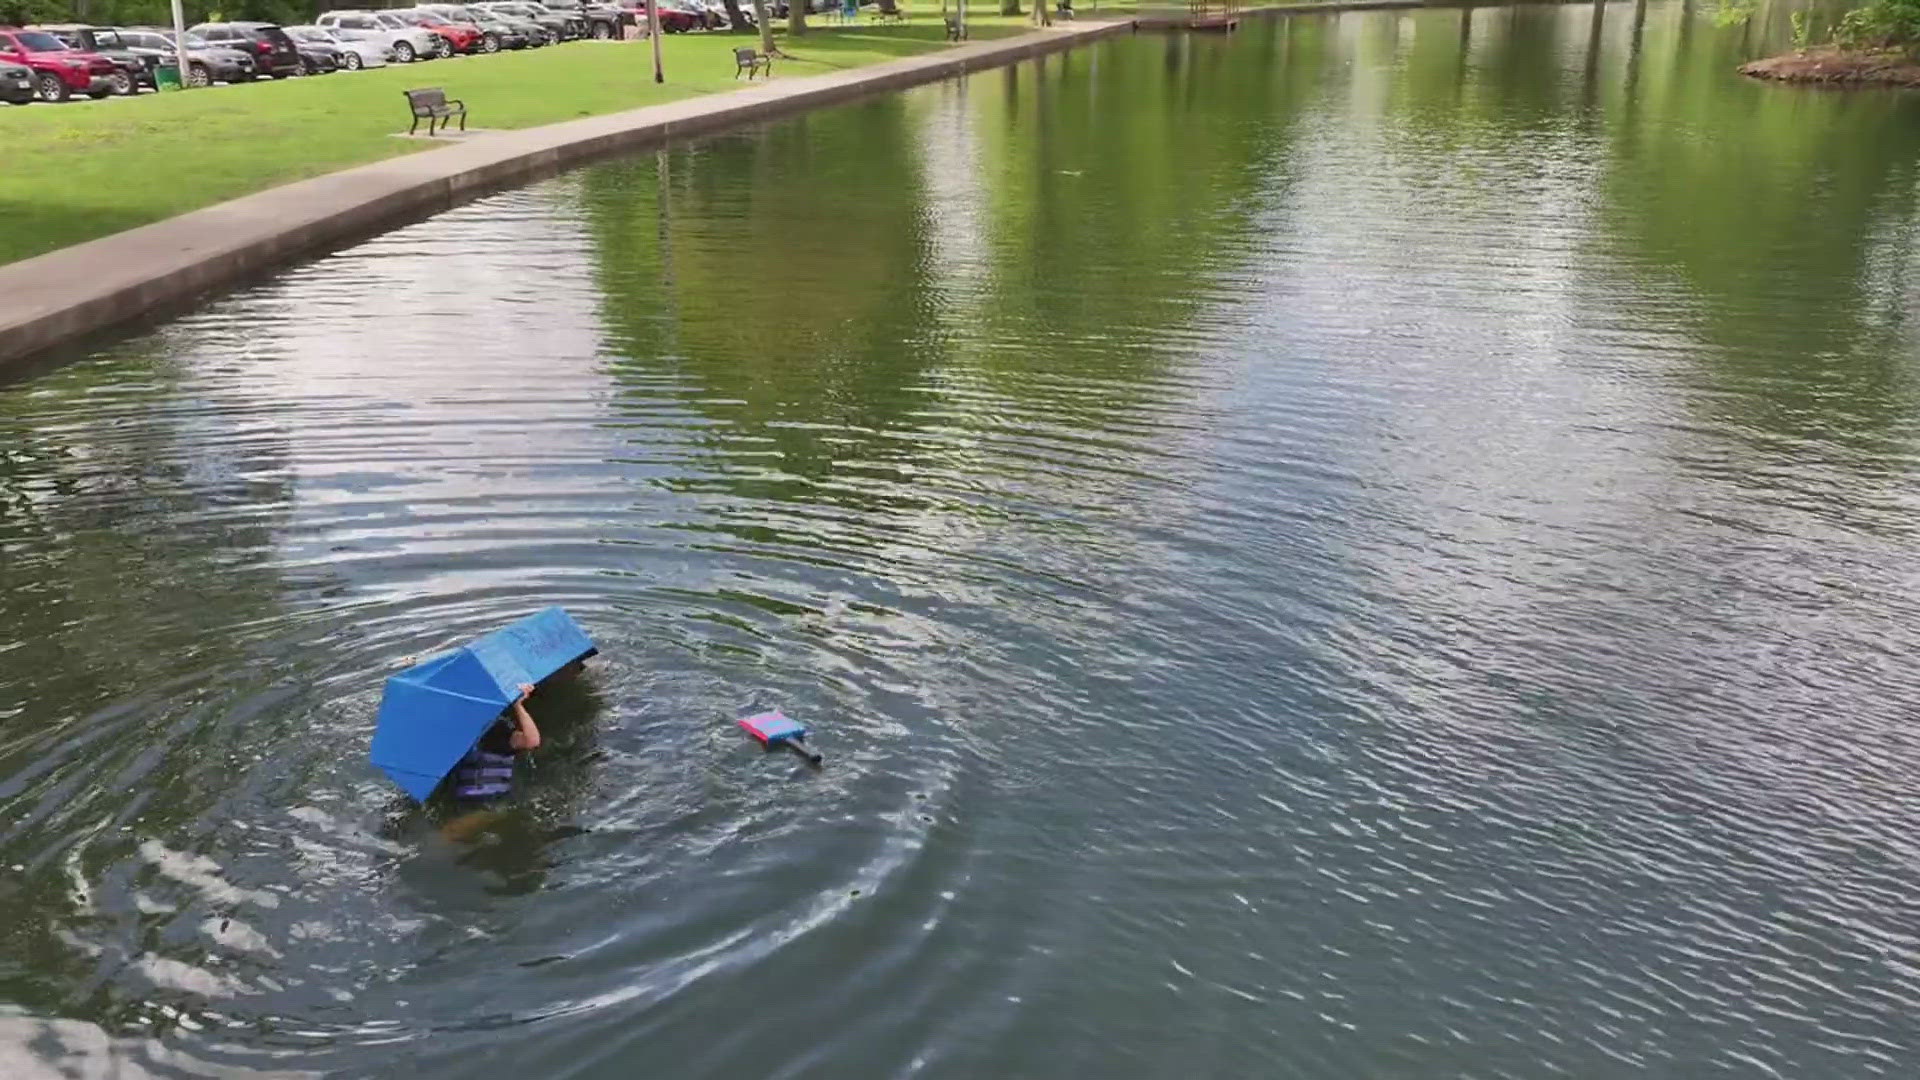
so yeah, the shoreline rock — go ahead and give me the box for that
[1740,48,1920,87]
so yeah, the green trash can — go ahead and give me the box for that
[156,64,182,91]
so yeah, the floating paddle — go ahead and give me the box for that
[738,710,822,766]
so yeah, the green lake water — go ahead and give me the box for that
[7,4,1920,1076]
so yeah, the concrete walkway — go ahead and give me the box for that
[0,20,1129,372]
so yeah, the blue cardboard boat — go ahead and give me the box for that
[370,607,597,801]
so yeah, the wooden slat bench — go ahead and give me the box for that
[734,47,771,79]
[404,87,467,136]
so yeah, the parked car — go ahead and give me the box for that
[388,8,489,54]
[624,0,702,32]
[418,4,531,50]
[315,10,440,62]
[769,0,850,14]
[122,28,258,86]
[467,5,553,46]
[376,12,457,57]
[477,2,576,42]
[646,0,704,30]
[692,0,740,27]
[286,25,388,69]
[0,27,121,101]
[292,38,344,74]
[370,13,450,58]
[528,1,594,38]
[33,25,154,94]
[188,21,304,79]
[538,0,629,39]
[102,29,176,89]
[0,59,32,103]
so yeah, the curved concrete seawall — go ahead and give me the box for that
[0,21,1129,373]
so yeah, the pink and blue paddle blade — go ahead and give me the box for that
[738,710,807,745]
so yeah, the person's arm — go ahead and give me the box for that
[509,683,542,752]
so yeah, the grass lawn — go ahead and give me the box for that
[0,16,1042,267]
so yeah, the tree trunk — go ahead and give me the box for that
[1000,0,1020,14]
[788,0,806,35]
[722,0,749,30]
[752,0,774,51]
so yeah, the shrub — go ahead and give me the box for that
[1838,0,1920,50]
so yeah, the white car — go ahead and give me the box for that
[316,9,442,62]
[286,25,389,69]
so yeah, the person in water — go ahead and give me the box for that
[452,682,541,800]
[441,682,540,840]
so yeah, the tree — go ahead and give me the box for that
[789,0,806,35]
[753,0,774,53]
[1000,0,1020,14]
[720,0,749,31]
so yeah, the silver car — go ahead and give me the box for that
[286,25,389,69]
[316,9,444,61]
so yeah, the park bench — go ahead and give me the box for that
[945,15,965,39]
[404,88,467,136]
[1055,0,1073,17]
[734,46,771,79]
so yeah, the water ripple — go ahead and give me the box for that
[9,5,1920,1078]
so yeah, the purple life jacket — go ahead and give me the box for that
[452,745,515,800]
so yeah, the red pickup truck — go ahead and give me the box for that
[0,27,121,101]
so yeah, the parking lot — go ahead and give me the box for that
[0,1,816,106]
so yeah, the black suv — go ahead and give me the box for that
[36,25,154,93]
[188,21,303,78]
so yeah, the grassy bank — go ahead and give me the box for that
[0,18,1034,267]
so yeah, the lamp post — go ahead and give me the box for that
[649,0,664,82]
[171,0,189,88]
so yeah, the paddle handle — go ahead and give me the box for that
[782,736,823,766]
